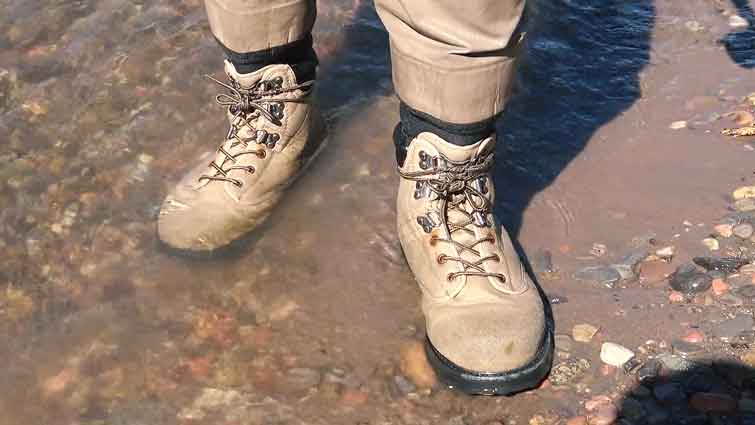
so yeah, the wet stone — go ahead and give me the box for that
[286,368,321,390]
[399,340,437,389]
[393,375,416,396]
[712,314,754,341]
[611,264,635,281]
[735,199,755,213]
[692,257,750,275]
[734,186,755,200]
[669,264,712,295]
[600,342,635,367]
[671,339,705,358]
[639,260,676,284]
[575,266,621,288]
[549,358,591,386]
[734,223,755,239]
[657,354,695,373]
[619,249,650,270]
[573,324,600,343]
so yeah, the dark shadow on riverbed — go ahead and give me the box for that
[611,358,755,424]
[494,0,655,239]
[722,0,755,68]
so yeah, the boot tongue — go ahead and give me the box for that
[420,132,497,287]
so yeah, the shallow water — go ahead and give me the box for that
[1,0,755,424]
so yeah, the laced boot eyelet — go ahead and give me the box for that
[436,254,446,264]
[266,133,280,149]
[493,254,501,262]
[232,179,244,188]
[446,273,456,282]
[257,150,267,159]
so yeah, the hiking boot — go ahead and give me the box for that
[397,132,553,395]
[158,61,327,252]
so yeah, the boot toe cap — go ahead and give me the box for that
[157,196,233,251]
[427,303,546,374]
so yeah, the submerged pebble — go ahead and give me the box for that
[735,199,755,212]
[734,223,754,239]
[399,340,437,389]
[600,342,635,367]
[669,264,712,294]
[574,266,621,288]
[573,324,600,343]
[549,358,590,386]
[692,257,750,274]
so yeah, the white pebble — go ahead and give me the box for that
[729,15,748,28]
[600,342,635,367]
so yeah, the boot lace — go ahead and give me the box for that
[399,150,506,283]
[198,74,313,187]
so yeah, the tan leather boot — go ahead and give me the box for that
[158,61,326,252]
[397,132,553,395]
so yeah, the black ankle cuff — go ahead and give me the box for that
[217,34,318,83]
[394,102,497,166]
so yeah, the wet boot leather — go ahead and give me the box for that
[158,61,326,252]
[397,132,553,395]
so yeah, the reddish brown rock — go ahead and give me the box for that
[41,367,78,398]
[639,260,676,284]
[681,329,705,344]
[399,340,437,389]
[339,388,369,407]
[668,291,685,303]
[711,279,729,296]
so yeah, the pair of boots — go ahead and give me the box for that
[158,61,553,395]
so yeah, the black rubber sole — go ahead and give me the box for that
[425,323,554,396]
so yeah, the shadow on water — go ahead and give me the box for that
[722,0,755,68]
[313,0,657,246]
[316,0,392,115]
[611,359,755,425]
[494,0,655,240]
